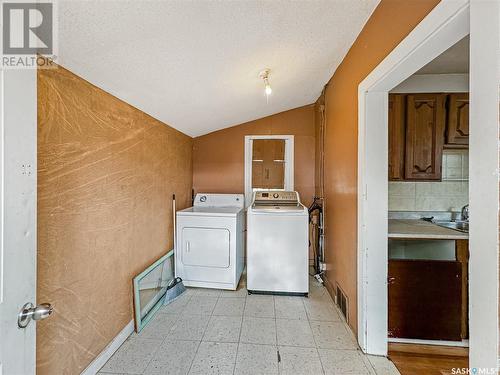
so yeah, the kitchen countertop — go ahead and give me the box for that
[388,219,469,240]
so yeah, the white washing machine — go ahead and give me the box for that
[247,190,309,296]
[176,193,244,290]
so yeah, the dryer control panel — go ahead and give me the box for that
[253,191,300,206]
[194,193,244,208]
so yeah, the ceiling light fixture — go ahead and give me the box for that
[259,69,272,102]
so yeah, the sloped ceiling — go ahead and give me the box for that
[58,0,379,137]
[417,36,469,74]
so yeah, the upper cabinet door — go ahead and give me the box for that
[446,93,469,147]
[388,94,406,180]
[405,94,446,180]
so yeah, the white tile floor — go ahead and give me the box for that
[99,277,400,375]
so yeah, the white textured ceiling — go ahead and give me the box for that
[417,36,469,74]
[58,0,379,137]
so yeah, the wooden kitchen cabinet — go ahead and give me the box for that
[404,94,446,180]
[388,259,462,341]
[456,240,469,339]
[388,94,406,180]
[446,93,469,147]
[388,92,469,181]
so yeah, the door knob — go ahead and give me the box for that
[18,302,53,328]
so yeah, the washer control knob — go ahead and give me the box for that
[273,193,279,199]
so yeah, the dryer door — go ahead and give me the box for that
[182,227,230,268]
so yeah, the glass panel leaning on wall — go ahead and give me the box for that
[132,252,174,332]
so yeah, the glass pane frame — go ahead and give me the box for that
[132,250,174,333]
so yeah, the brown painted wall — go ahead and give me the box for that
[320,0,440,331]
[193,105,316,206]
[37,66,193,374]
[314,91,325,198]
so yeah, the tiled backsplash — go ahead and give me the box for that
[442,149,468,180]
[389,150,469,212]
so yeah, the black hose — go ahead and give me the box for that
[308,197,324,275]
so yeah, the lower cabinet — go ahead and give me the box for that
[388,259,462,341]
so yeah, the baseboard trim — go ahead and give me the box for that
[388,338,469,348]
[80,320,134,375]
[388,341,469,357]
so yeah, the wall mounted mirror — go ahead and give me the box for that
[133,251,174,332]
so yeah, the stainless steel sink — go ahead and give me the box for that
[433,220,469,233]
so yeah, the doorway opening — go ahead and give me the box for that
[386,36,470,374]
[357,0,499,371]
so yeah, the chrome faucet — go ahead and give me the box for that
[461,204,469,222]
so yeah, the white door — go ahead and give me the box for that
[0,69,41,375]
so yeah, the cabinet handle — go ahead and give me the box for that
[186,241,190,253]
[387,277,396,285]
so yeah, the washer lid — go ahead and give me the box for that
[249,204,307,215]
[177,206,243,217]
